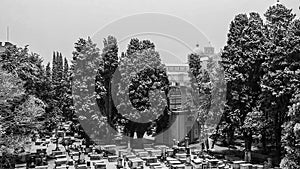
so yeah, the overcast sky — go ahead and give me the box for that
[1,0,299,64]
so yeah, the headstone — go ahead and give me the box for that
[232,161,246,169]
[240,163,252,169]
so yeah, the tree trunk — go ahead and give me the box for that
[106,78,113,140]
[107,79,111,124]
[227,127,235,146]
[262,128,267,152]
[274,110,282,165]
[243,131,252,162]
[275,117,282,165]
[211,124,220,149]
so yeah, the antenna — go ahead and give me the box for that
[6,26,9,41]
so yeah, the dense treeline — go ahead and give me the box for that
[217,3,300,167]
[72,36,172,144]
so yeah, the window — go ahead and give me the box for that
[169,87,181,110]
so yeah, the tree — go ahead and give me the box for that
[72,37,106,145]
[220,12,266,160]
[46,62,51,79]
[115,38,170,138]
[99,36,119,126]
[0,44,55,133]
[261,4,298,161]
[52,52,57,82]
[0,45,45,98]
[187,52,212,150]
[57,52,63,82]
[188,54,227,149]
[0,67,25,124]
[280,19,300,168]
[280,89,300,169]
[64,57,69,80]
[126,38,155,56]
[0,67,45,168]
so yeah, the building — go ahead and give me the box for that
[156,45,217,146]
[165,63,190,87]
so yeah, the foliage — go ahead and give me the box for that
[115,38,170,138]
[260,4,299,160]
[72,37,108,143]
[220,12,266,150]
[187,52,212,126]
[280,19,300,168]
[280,90,300,169]
[0,67,45,168]
[97,35,119,128]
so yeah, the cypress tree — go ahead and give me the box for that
[52,51,57,82]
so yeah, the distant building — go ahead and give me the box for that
[165,63,190,87]
[204,46,214,55]
[155,45,218,145]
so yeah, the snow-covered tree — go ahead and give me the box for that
[220,12,266,158]
[116,39,170,138]
[280,90,300,169]
[261,4,299,161]
[0,68,45,168]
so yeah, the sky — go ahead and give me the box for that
[1,0,299,64]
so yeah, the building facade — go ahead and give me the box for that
[155,46,217,146]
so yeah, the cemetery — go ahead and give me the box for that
[10,121,273,169]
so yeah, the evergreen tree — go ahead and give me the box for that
[64,57,69,80]
[126,38,155,56]
[99,36,119,126]
[280,90,300,169]
[0,67,45,168]
[115,38,170,138]
[280,19,300,168]
[52,51,57,82]
[57,52,63,82]
[46,62,51,79]
[220,12,266,158]
[261,4,298,161]
[187,52,211,148]
[72,37,104,145]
